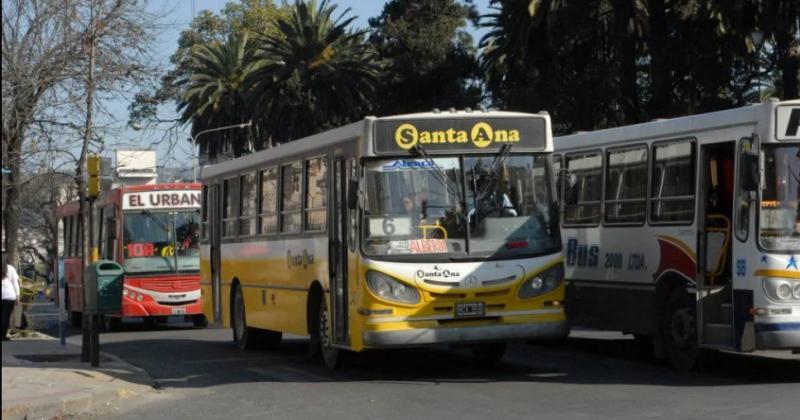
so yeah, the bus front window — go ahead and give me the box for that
[363,158,467,256]
[760,145,800,251]
[361,155,560,259]
[465,155,561,258]
[123,210,201,274]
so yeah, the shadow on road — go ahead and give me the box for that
[81,331,800,391]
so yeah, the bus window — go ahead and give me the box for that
[552,154,562,205]
[564,151,603,225]
[605,145,647,224]
[759,145,800,251]
[239,172,257,236]
[651,141,695,223]
[281,161,303,233]
[259,167,279,234]
[223,178,239,237]
[305,157,328,231]
[58,218,65,259]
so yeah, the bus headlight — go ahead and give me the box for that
[519,263,564,299]
[763,278,800,302]
[366,271,419,304]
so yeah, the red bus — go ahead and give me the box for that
[56,183,206,329]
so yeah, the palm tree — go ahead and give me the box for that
[247,0,379,143]
[178,31,256,161]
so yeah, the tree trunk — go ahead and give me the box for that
[647,0,671,119]
[3,131,23,268]
[612,0,640,124]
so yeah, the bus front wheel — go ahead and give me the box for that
[233,286,258,350]
[315,296,340,369]
[662,287,698,371]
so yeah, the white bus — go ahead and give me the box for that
[554,99,800,369]
[200,110,567,367]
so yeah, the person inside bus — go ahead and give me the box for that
[469,174,517,223]
[180,222,199,250]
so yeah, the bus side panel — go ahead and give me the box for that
[219,237,329,336]
[562,225,696,335]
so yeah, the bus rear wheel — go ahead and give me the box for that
[103,315,122,332]
[233,286,258,350]
[662,287,698,371]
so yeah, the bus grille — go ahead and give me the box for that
[138,278,199,292]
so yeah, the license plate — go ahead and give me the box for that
[455,302,485,318]
[171,307,187,315]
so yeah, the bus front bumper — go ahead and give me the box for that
[362,320,568,348]
[756,323,800,350]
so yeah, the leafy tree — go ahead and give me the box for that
[177,32,257,160]
[246,0,379,143]
[369,0,483,115]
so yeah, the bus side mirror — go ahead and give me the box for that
[740,153,759,193]
[347,179,359,210]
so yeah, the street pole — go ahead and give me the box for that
[189,121,253,182]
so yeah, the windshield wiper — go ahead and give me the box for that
[412,144,464,203]
[141,210,170,233]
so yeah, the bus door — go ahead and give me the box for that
[209,183,222,323]
[329,157,350,346]
[697,141,736,348]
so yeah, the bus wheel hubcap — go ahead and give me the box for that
[320,305,331,349]
[670,308,695,348]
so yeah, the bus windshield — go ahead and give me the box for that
[760,145,800,251]
[122,210,201,274]
[362,155,559,259]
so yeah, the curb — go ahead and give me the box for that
[2,387,125,420]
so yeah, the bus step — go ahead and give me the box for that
[703,323,733,346]
[718,303,733,324]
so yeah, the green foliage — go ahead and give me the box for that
[369,0,483,115]
[246,0,379,143]
[177,32,257,158]
[481,0,799,134]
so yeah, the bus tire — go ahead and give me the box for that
[103,315,122,332]
[233,286,258,350]
[65,291,82,328]
[471,342,507,365]
[662,287,698,371]
[143,317,158,329]
[192,314,208,328]
[316,295,340,369]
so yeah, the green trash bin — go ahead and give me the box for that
[83,260,124,314]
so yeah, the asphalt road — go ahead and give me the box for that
[27,300,800,420]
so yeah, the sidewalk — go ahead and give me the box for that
[2,332,154,420]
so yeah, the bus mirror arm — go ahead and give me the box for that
[347,179,359,210]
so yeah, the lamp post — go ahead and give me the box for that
[189,121,253,182]
[130,121,253,182]
[751,30,765,102]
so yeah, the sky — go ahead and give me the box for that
[104,0,492,174]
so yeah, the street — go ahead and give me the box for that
[24,300,800,420]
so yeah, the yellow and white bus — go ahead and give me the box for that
[554,99,800,370]
[200,110,567,367]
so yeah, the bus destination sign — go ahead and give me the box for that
[122,190,201,210]
[373,117,547,154]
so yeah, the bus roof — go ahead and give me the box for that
[555,99,799,151]
[201,110,552,180]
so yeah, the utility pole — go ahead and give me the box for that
[80,0,97,364]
